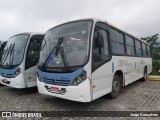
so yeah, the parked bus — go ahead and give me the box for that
[37,18,152,102]
[0,41,7,61]
[0,33,44,88]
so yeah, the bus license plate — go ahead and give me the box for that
[2,79,8,83]
[50,87,59,93]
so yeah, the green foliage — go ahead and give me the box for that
[141,34,160,75]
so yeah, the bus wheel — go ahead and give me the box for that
[110,74,121,99]
[142,67,147,81]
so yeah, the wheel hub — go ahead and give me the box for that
[113,81,119,93]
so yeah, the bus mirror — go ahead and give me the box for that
[28,51,35,58]
[94,29,104,48]
[97,31,104,47]
[33,43,41,51]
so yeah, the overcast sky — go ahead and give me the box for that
[0,0,160,41]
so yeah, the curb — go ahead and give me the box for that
[146,77,160,81]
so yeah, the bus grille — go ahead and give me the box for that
[1,73,13,78]
[43,78,70,86]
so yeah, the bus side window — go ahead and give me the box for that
[25,35,44,69]
[135,39,142,56]
[147,45,151,57]
[92,27,109,70]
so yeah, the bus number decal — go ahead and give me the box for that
[118,60,127,66]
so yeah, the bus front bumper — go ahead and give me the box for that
[37,78,92,102]
[0,73,26,88]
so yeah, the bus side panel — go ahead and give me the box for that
[125,57,139,85]
[147,58,152,74]
[92,61,113,100]
[136,57,151,80]
[137,58,145,79]
[92,56,129,100]
[24,65,37,87]
[112,56,128,82]
[125,57,152,86]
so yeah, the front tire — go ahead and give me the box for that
[110,74,121,99]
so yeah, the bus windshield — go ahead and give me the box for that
[38,20,92,69]
[0,34,29,68]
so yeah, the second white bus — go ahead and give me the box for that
[0,32,44,88]
[37,18,152,102]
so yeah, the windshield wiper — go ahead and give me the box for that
[41,37,64,68]
[1,45,11,64]
[9,46,15,65]
[1,43,15,65]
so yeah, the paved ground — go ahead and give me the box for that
[0,80,160,120]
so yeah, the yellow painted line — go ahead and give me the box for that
[146,78,160,81]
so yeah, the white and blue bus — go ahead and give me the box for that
[0,33,44,88]
[37,18,152,102]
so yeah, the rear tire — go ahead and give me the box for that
[142,67,147,81]
[110,74,121,99]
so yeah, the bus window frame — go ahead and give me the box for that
[92,22,112,72]
[110,27,126,56]
[125,34,136,56]
[25,35,44,70]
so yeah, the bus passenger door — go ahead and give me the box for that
[91,23,112,100]
[24,35,44,87]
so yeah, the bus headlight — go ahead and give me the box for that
[71,71,87,86]
[13,68,21,78]
[38,75,43,82]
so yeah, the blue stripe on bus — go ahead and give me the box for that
[0,67,19,78]
[112,62,114,73]
[37,68,84,86]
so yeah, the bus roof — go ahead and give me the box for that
[6,32,44,41]
[92,18,149,45]
[61,18,150,45]
[18,32,44,36]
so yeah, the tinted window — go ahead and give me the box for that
[92,27,110,70]
[135,40,142,56]
[111,29,125,54]
[147,45,151,57]
[142,43,147,56]
[111,42,125,54]
[111,29,124,43]
[25,35,44,69]
[125,35,135,55]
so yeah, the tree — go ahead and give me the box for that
[141,34,160,75]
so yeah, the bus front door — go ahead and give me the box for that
[25,35,44,87]
[91,23,112,100]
